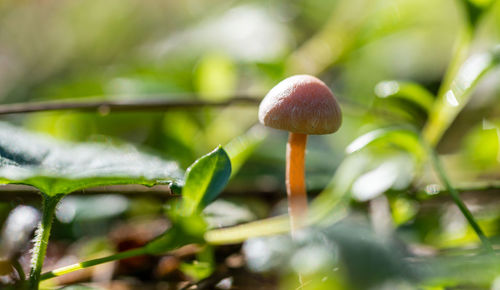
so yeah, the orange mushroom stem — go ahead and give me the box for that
[286,132,308,234]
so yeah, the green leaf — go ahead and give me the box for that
[0,122,183,196]
[194,52,237,101]
[374,80,435,113]
[181,146,231,215]
[423,46,500,144]
[351,154,415,201]
[203,197,270,228]
[345,127,425,160]
[460,0,495,28]
[179,261,213,281]
[419,253,500,287]
[145,214,206,255]
[343,128,425,201]
[373,80,435,125]
[179,246,215,281]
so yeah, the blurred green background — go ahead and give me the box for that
[1,0,500,289]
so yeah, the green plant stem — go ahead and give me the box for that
[12,259,25,281]
[422,27,472,145]
[29,195,62,289]
[428,147,493,252]
[12,258,26,289]
[40,247,147,281]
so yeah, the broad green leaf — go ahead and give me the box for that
[0,122,183,196]
[423,46,500,145]
[181,146,231,215]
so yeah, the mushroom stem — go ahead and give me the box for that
[286,132,308,234]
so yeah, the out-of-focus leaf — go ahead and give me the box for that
[224,125,267,178]
[374,80,435,113]
[390,196,419,226]
[179,261,213,281]
[374,80,435,125]
[203,197,269,228]
[243,222,417,289]
[326,223,417,288]
[351,154,415,201]
[145,214,206,255]
[286,0,375,75]
[419,253,500,288]
[153,5,291,62]
[343,128,423,201]
[56,195,129,223]
[460,0,496,28]
[162,111,200,168]
[204,106,259,149]
[0,122,183,196]
[243,235,294,272]
[423,46,500,145]
[462,119,500,169]
[24,113,97,142]
[181,146,231,215]
[309,153,370,224]
[346,127,425,160]
[0,205,40,258]
[194,52,236,101]
[179,246,215,281]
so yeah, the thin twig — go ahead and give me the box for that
[0,184,177,201]
[0,95,261,115]
[0,94,373,117]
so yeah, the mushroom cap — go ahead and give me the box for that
[258,75,342,135]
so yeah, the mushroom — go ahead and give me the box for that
[258,75,342,234]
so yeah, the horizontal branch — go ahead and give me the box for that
[0,94,372,117]
[0,95,261,115]
[0,184,177,201]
